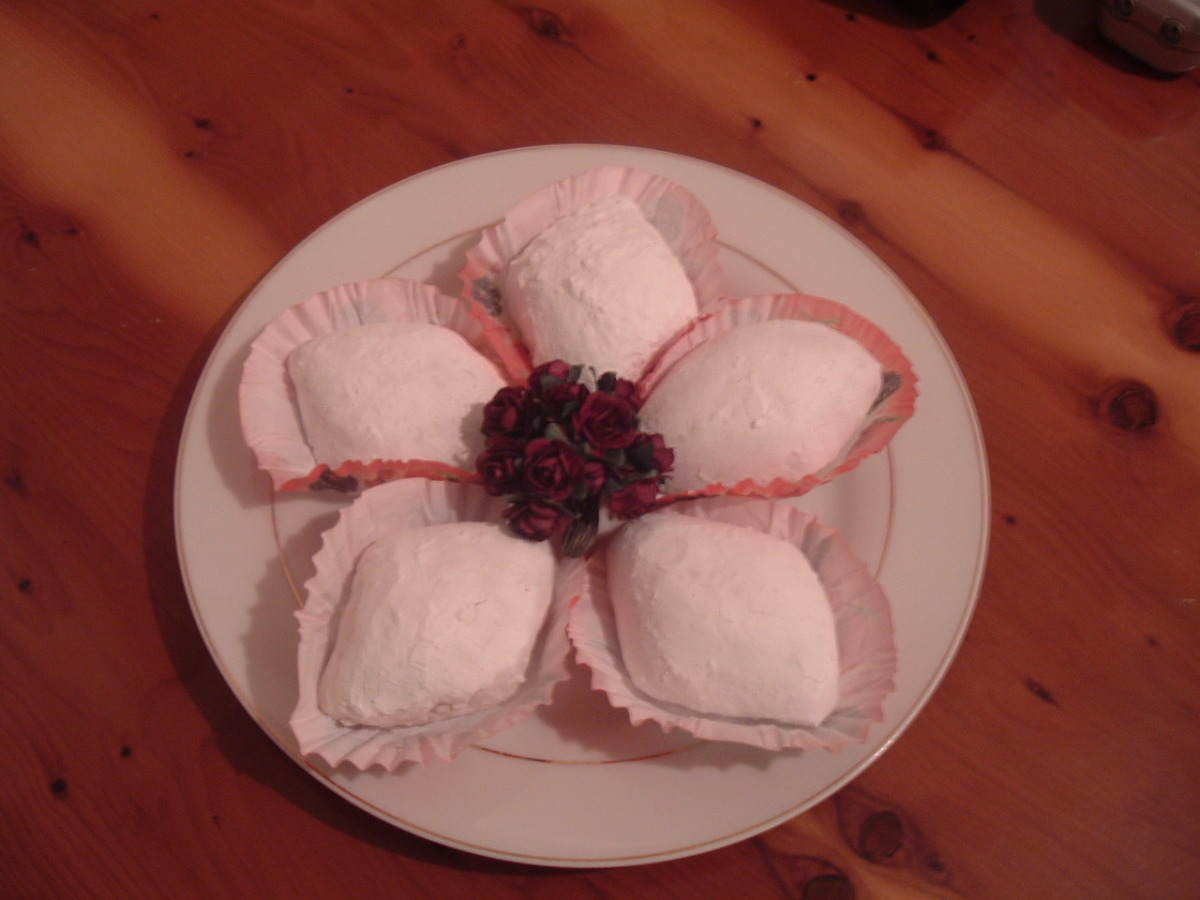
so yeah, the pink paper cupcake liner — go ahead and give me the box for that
[290,479,574,770]
[458,165,727,379]
[566,497,897,752]
[637,293,918,503]
[238,277,525,492]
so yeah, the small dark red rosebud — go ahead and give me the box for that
[528,360,572,392]
[581,459,608,496]
[628,432,674,476]
[504,497,565,541]
[612,379,640,409]
[597,371,642,410]
[607,479,660,520]
[522,437,586,502]
[576,391,638,451]
[540,379,589,426]
[476,437,525,496]
[614,381,643,408]
[482,386,534,438]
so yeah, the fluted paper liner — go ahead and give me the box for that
[290,480,573,769]
[566,498,897,752]
[458,165,727,381]
[239,277,526,492]
[638,293,918,504]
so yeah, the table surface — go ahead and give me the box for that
[2,1,1198,897]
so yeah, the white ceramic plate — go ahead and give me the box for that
[174,145,989,867]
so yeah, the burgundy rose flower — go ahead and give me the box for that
[476,436,525,496]
[528,360,572,394]
[539,379,589,427]
[481,386,534,438]
[607,479,660,520]
[478,359,675,550]
[581,459,608,497]
[597,370,641,410]
[522,437,585,502]
[627,432,674,476]
[503,497,565,542]
[576,391,638,451]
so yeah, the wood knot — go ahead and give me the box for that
[915,125,945,150]
[1025,677,1060,707]
[757,845,853,900]
[517,6,572,41]
[802,874,855,900]
[1098,380,1157,431]
[836,199,867,229]
[1169,301,1200,352]
[834,785,938,873]
[858,810,905,862]
[3,468,26,494]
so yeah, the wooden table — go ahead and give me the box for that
[3,1,1198,896]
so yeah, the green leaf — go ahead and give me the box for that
[627,440,653,469]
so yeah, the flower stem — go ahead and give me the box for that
[559,504,599,558]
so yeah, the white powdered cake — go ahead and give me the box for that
[287,322,506,470]
[317,521,557,728]
[606,513,839,725]
[639,319,883,491]
[501,194,699,380]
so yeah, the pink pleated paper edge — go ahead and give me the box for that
[290,479,574,770]
[238,277,526,492]
[458,165,727,337]
[638,293,919,504]
[565,498,897,752]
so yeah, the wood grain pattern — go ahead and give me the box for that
[2,0,1198,897]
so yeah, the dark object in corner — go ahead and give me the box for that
[885,0,970,21]
[1096,0,1200,73]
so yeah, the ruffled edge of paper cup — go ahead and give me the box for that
[639,293,919,504]
[238,277,526,492]
[565,497,896,752]
[289,479,574,770]
[458,165,726,326]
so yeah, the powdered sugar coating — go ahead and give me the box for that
[317,521,556,729]
[287,321,506,471]
[606,513,839,725]
[639,319,883,492]
[501,195,699,380]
